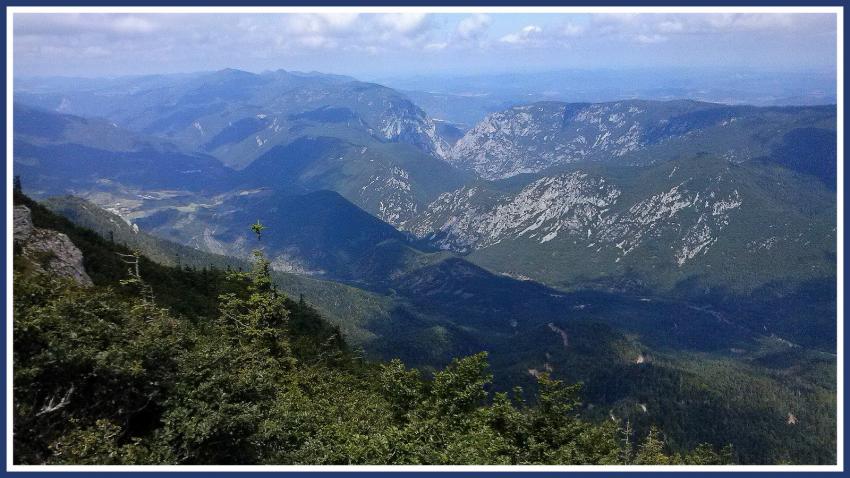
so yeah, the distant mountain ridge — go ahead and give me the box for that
[448,100,836,180]
[16,68,450,168]
[13,104,234,198]
[15,70,472,229]
[14,104,176,152]
[13,75,837,297]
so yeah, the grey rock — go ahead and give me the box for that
[14,205,93,286]
[13,205,33,240]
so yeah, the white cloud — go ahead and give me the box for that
[272,13,437,51]
[456,14,492,41]
[657,20,684,33]
[589,12,828,40]
[15,13,163,36]
[111,16,158,33]
[560,22,585,37]
[499,25,543,45]
[424,42,448,51]
[485,13,832,52]
[704,13,796,32]
[283,13,360,36]
[635,33,667,44]
[11,12,837,77]
[298,35,336,49]
[320,13,361,30]
[591,13,640,34]
[376,13,430,34]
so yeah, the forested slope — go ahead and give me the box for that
[13,191,731,465]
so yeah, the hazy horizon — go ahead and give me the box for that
[13,64,837,111]
[12,64,839,81]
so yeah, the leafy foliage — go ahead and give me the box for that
[13,206,732,465]
[22,192,835,464]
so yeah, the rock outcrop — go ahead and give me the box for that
[14,205,93,286]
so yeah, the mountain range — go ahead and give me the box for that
[12,67,838,464]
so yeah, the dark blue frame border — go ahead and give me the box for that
[1,1,845,476]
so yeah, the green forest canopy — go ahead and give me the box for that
[13,192,732,465]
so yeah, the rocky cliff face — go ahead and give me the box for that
[412,169,744,267]
[367,95,449,160]
[448,101,656,179]
[409,172,623,252]
[412,163,784,262]
[14,205,92,286]
[446,100,835,181]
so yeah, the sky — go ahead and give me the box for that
[12,11,839,79]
